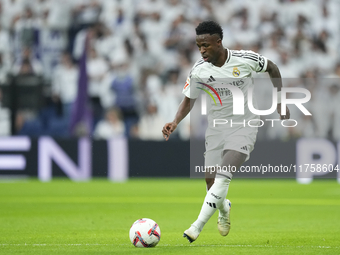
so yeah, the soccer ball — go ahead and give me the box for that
[129,218,161,248]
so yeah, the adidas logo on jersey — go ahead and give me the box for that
[206,75,216,83]
[240,146,248,151]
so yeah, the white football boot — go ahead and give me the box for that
[183,224,200,243]
[217,199,231,236]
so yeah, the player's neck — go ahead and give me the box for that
[214,48,228,67]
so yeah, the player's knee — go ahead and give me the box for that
[205,167,216,190]
[205,177,214,190]
[222,150,247,166]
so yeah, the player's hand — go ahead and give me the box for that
[162,122,178,141]
[277,104,290,120]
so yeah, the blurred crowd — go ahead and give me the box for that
[0,0,339,141]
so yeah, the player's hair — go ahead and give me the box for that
[195,21,223,40]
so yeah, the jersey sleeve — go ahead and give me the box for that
[242,50,268,73]
[182,60,204,99]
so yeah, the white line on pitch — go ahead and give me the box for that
[0,244,339,249]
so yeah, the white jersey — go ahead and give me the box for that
[183,48,268,136]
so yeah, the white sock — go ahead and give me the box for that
[207,184,229,218]
[218,199,230,217]
[193,173,232,231]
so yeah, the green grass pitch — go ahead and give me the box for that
[0,178,339,254]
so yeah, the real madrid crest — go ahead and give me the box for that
[232,67,240,77]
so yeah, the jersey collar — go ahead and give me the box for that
[210,48,231,68]
[226,48,231,63]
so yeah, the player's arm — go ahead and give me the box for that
[162,96,195,141]
[266,60,290,120]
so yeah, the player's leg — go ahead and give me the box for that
[217,150,247,236]
[205,168,216,190]
[183,141,220,243]
[204,137,219,191]
[216,130,256,236]
[183,150,246,242]
[205,165,231,235]
[220,149,247,170]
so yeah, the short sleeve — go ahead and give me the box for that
[182,60,205,99]
[242,50,268,73]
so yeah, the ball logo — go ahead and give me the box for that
[232,67,240,77]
